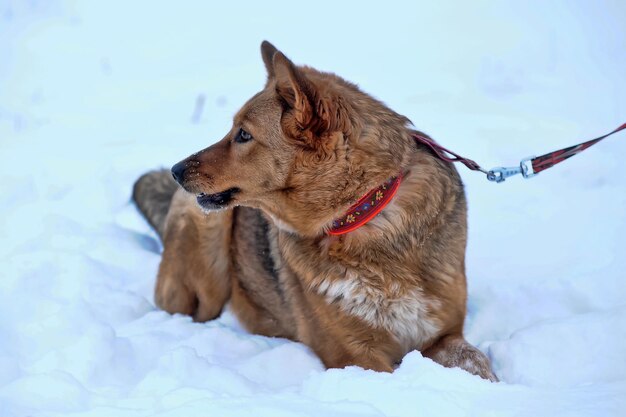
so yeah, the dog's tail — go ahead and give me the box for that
[132,169,179,238]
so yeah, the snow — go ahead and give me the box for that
[1,1,625,416]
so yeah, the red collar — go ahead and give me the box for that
[328,174,403,235]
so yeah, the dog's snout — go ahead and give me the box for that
[171,161,187,185]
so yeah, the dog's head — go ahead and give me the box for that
[172,41,413,236]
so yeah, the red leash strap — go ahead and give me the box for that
[413,123,626,183]
[530,122,626,174]
[413,132,488,174]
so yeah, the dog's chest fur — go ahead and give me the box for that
[233,208,442,351]
[310,269,441,350]
[270,226,442,351]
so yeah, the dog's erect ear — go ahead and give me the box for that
[272,50,351,146]
[273,51,316,133]
[261,41,279,80]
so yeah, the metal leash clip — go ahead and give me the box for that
[487,157,536,183]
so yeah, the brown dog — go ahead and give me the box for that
[133,41,497,381]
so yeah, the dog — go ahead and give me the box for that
[133,41,497,381]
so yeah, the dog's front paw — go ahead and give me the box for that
[454,344,499,382]
[424,335,499,382]
[155,273,197,317]
[473,362,499,382]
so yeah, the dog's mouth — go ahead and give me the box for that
[196,188,240,210]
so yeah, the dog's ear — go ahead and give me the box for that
[273,52,317,134]
[261,41,279,80]
[273,51,351,148]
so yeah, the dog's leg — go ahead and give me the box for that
[155,189,232,322]
[303,325,401,373]
[422,334,498,381]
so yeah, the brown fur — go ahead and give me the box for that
[133,41,497,381]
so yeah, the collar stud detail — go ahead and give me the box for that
[328,174,403,235]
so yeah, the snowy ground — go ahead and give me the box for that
[1,1,626,416]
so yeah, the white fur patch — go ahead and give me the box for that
[313,271,441,350]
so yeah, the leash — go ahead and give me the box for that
[328,123,625,234]
[413,122,626,183]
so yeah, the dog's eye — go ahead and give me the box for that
[235,129,253,143]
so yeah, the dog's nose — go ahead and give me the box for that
[171,161,187,185]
